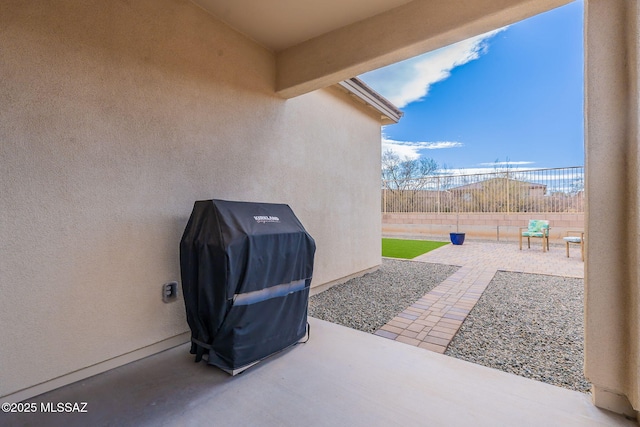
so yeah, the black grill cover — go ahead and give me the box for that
[180,199,316,372]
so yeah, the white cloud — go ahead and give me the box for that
[382,137,463,159]
[438,165,540,175]
[359,27,507,108]
[477,161,535,166]
[420,141,464,150]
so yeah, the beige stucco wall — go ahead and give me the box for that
[0,0,382,399]
[585,0,639,416]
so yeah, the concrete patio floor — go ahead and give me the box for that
[1,317,635,426]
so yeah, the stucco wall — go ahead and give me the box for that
[585,0,639,416]
[0,0,382,398]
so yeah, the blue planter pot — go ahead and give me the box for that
[450,232,465,245]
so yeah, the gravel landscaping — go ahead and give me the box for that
[310,261,589,394]
[309,259,458,333]
[445,271,589,393]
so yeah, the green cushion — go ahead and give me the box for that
[527,219,549,233]
[522,220,549,238]
[522,232,545,237]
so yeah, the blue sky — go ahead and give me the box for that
[359,1,584,173]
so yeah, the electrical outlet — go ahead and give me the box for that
[163,282,178,303]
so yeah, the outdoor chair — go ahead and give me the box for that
[563,231,584,261]
[519,220,550,252]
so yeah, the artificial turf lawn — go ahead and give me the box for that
[382,238,449,259]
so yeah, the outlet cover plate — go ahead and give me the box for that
[163,282,178,303]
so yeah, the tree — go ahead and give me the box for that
[382,150,439,212]
[382,150,438,188]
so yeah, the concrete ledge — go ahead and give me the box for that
[592,385,639,420]
[310,265,379,296]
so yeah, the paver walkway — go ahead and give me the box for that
[374,241,585,353]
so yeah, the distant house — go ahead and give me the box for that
[382,177,550,213]
[451,177,547,198]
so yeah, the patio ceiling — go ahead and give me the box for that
[191,0,573,97]
[191,0,414,52]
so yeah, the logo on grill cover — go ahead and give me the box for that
[253,215,280,223]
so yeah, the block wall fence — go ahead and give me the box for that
[382,213,584,243]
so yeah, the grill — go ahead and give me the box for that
[180,199,316,374]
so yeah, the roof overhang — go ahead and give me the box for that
[336,78,403,125]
